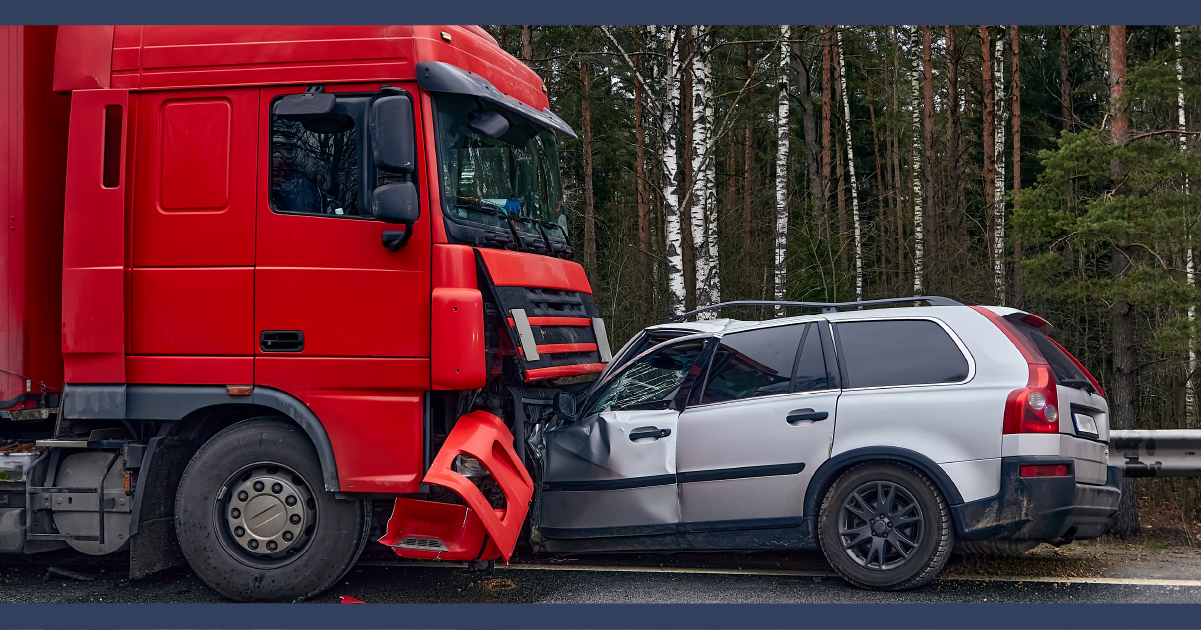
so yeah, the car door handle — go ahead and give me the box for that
[787,409,829,424]
[630,427,671,441]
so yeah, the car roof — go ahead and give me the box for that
[646,304,1001,337]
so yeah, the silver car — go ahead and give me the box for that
[530,297,1120,590]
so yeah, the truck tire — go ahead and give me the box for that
[818,462,953,590]
[175,418,371,602]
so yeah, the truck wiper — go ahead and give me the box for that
[1058,378,1097,395]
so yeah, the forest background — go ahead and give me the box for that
[483,25,1201,535]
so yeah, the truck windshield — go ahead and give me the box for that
[434,93,568,252]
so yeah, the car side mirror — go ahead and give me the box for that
[554,392,577,423]
[372,182,419,251]
[371,95,416,174]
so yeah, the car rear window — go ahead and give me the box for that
[836,319,970,388]
[1009,319,1091,389]
[792,324,829,393]
[701,324,805,403]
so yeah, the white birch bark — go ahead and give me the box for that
[837,29,864,301]
[690,27,716,317]
[702,31,720,312]
[909,26,924,295]
[773,25,791,314]
[660,26,686,316]
[1179,26,1195,426]
[993,30,1008,305]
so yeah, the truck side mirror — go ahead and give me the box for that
[370,95,416,174]
[372,182,419,250]
[553,392,577,423]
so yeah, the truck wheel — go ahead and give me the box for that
[175,418,371,602]
[817,462,953,590]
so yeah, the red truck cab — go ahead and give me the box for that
[1,25,607,601]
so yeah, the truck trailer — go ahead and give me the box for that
[0,25,607,601]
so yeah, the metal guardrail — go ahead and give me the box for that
[1111,430,1201,477]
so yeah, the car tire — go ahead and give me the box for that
[818,462,954,590]
[175,418,371,602]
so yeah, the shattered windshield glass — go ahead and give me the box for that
[435,93,568,248]
[585,341,706,415]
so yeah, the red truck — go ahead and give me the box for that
[1,25,609,601]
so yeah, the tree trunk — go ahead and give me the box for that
[581,62,597,280]
[945,26,966,259]
[1109,24,1139,536]
[521,26,532,62]
[690,27,717,315]
[661,27,686,317]
[833,36,847,278]
[795,36,822,217]
[634,27,650,305]
[1179,26,1196,427]
[993,30,1007,305]
[836,30,862,301]
[892,27,905,287]
[1060,25,1072,132]
[909,26,924,294]
[774,25,792,312]
[821,27,833,225]
[744,40,755,298]
[980,26,996,287]
[1010,26,1023,305]
[921,26,936,279]
[869,100,886,274]
[682,36,695,310]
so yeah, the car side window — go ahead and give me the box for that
[270,95,369,217]
[792,324,829,392]
[585,340,706,415]
[701,324,805,404]
[836,319,970,388]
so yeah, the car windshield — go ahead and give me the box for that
[434,93,568,247]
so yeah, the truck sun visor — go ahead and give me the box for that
[416,61,576,138]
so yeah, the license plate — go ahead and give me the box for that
[1073,412,1098,436]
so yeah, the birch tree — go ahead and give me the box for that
[836,28,864,301]
[909,26,924,294]
[1180,26,1195,425]
[690,27,719,316]
[774,25,791,312]
[993,28,1008,305]
[659,27,686,316]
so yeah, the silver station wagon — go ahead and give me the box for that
[529,297,1120,590]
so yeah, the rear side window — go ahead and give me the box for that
[836,320,969,388]
[702,324,805,403]
[792,324,828,392]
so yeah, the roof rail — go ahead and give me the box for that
[667,296,963,323]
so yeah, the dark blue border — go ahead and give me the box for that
[5,0,1201,26]
[1,603,1200,629]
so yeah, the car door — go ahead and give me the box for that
[539,338,710,537]
[676,321,841,527]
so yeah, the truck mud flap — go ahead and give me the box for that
[379,411,533,562]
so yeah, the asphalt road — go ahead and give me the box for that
[3,542,1201,604]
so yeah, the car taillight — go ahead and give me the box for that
[1020,464,1069,477]
[1003,365,1061,434]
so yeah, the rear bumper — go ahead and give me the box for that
[952,456,1121,542]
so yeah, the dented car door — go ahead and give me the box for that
[538,338,710,538]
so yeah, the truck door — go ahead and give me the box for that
[675,321,840,526]
[538,338,708,538]
[254,85,432,494]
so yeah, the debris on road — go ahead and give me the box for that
[43,567,95,582]
[339,596,365,604]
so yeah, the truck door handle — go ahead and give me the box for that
[630,427,671,441]
[260,330,304,352]
[787,409,829,424]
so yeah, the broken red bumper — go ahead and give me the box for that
[378,410,534,562]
